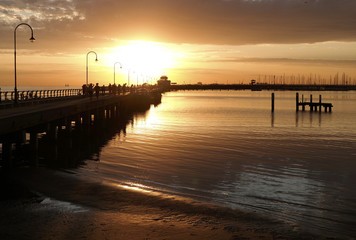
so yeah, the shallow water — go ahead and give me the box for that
[46,90,356,237]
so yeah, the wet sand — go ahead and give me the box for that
[0,168,337,240]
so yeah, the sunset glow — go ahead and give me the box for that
[104,41,177,79]
[0,0,355,86]
[1,1,356,239]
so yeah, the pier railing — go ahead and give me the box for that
[0,89,82,107]
[0,89,81,102]
[0,85,161,108]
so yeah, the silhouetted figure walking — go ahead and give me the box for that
[82,84,87,96]
[88,83,93,99]
[112,83,117,95]
[108,83,112,95]
[118,84,122,95]
[94,83,100,99]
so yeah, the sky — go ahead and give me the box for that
[1,0,356,87]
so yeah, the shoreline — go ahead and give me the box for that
[0,168,339,240]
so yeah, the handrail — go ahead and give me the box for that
[0,86,157,105]
[0,89,82,104]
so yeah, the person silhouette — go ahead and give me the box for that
[88,83,93,99]
[94,83,100,99]
[82,84,87,96]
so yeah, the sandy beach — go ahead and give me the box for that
[0,168,337,240]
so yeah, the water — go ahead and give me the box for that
[43,90,356,237]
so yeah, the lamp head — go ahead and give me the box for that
[95,58,98,62]
[29,36,35,42]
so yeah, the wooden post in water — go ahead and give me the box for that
[310,94,313,111]
[271,93,275,112]
[319,95,322,112]
[296,92,299,112]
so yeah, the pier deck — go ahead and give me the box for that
[0,90,161,167]
[0,95,123,136]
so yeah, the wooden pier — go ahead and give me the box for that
[0,89,161,168]
[296,93,333,112]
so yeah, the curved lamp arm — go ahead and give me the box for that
[86,51,98,85]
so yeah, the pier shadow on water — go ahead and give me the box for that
[0,109,152,170]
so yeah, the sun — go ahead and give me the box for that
[106,41,177,81]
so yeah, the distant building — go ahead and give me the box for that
[157,75,171,90]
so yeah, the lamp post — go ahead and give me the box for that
[137,73,144,86]
[86,51,98,85]
[14,23,35,104]
[114,62,122,85]
[127,69,135,86]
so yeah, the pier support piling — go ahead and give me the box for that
[29,132,38,166]
[47,123,58,141]
[2,141,13,167]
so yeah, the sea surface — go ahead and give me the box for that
[69,90,356,238]
[7,89,356,238]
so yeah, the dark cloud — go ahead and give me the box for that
[74,0,356,44]
[1,0,356,51]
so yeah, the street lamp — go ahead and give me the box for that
[127,69,135,86]
[86,51,98,85]
[14,23,35,104]
[114,62,122,85]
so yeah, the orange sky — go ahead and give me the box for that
[1,0,356,87]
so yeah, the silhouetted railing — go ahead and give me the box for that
[0,89,82,104]
[0,85,162,107]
